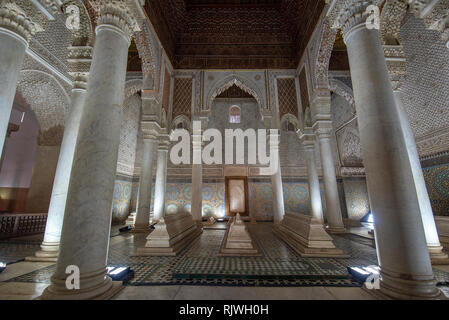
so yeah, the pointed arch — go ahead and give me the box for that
[206,74,266,117]
[313,17,337,90]
[329,78,355,110]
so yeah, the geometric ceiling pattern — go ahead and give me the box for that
[144,0,325,69]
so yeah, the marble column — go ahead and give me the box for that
[300,128,324,223]
[41,4,140,300]
[384,45,448,263]
[191,123,203,227]
[0,4,37,159]
[270,131,284,224]
[313,118,345,233]
[153,133,169,221]
[132,136,157,232]
[331,0,441,299]
[30,49,92,261]
[395,92,448,262]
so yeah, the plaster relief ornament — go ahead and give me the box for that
[65,4,80,31]
[365,4,380,29]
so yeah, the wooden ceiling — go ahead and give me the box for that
[143,0,325,69]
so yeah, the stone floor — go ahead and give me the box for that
[0,222,448,300]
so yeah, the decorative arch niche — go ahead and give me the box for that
[206,75,266,119]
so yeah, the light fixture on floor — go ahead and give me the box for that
[106,265,134,283]
[347,265,380,284]
[0,262,6,274]
[119,225,132,232]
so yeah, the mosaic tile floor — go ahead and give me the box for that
[2,223,449,288]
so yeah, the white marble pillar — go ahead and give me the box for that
[132,137,156,232]
[30,49,92,261]
[313,119,345,233]
[300,128,324,223]
[271,134,285,224]
[331,0,441,299]
[0,5,35,159]
[191,122,203,227]
[394,92,447,261]
[385,46,448,262]
[41,3,140,300]
[153,134,169,220]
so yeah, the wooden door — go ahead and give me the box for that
[225,176,249,217]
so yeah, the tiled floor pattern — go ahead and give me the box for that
[0,241,41,264]
[2,223,449,289]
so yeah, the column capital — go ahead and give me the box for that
[158,131,170,151]
[89,0,145,43]
[406,0,449,48]
[312,120,333,140]
[298,127,317,151]
[141,93,162,124]
[68,46,93,90]
[141,120,161,140]
[326,0,383,39]
[310,89,332,125]
[0,1,54,44]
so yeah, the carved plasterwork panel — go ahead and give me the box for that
[380,0,408,45]
[267,70,296,112]
[277,78,299,119]
[172,77,193,120]
[17,70,70,146]
[205,72,267,115]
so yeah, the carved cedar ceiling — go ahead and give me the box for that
[143,0,325,69]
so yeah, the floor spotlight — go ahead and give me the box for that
[106,265,134,283]
[0,262,6,274]
[119,225,132,233]
[347,265,380,284]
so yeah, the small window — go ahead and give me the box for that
[229,105,241,124]
[176,122,185,129]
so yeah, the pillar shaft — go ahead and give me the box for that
[41,8,135,299]
[191,124,203,225]
[0,25,28,159]
[338,1,440,298]
[191,164,202,222]
[395,92,444,251]
[153,140,168,220]
[133,138,156,231]
[314,125,345,232]
[301,132,324,223]
[271,158,284,224]
[33,74,90,259]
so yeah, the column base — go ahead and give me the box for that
[326,226,347,234]
[195,220,204,230]
[130,224,150,234]
[376,269,446,300]
[429,245,449,265]
[25,242,59,262]
[125,212,136,226]
[40,269,122,300]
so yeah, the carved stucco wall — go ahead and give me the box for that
[31,12,72,79]
[116,93,141,176]
[112,93,142,223]
[400,13,449,156]
[204,71,267,111]
[342,178,371,221]
[16,70,70,147]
